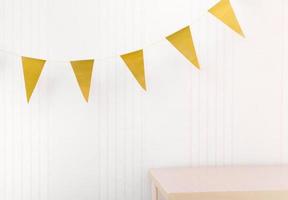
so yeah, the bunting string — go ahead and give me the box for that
[0,0,245,103]
[0,12,206,63]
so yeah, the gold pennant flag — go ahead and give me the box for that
[70,60,94,102]
[209,0,244,37]
[22,56,46,103]
[166,26,200,69]
[121,50,146,90]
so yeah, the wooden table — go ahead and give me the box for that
[149,165,288,200]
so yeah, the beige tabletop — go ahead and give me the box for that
[149,165,288,200]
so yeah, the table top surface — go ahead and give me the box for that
[149,165,288,193]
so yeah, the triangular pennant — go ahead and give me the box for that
[166,26,200,69]
[209,0,244,37]
[120,50,146,90]
[22,56,46,103]
[70,60,94,102]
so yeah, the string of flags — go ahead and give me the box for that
[13,0,244,103]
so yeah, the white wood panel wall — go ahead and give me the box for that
[0,0,287,200]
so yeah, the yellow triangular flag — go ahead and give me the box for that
[121,50,146,90]
[209,0,244,37]
[22,56,46,103]
[70,60,94,102]
[166,26,200,69]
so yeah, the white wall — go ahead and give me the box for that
[0,0,288,200]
